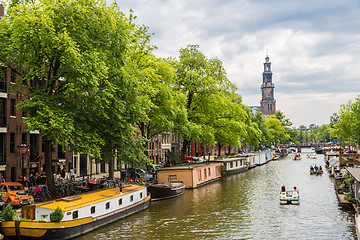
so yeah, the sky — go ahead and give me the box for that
[116,0,360,128]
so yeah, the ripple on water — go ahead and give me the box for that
[75,154,356,239]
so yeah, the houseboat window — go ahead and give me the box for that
[208,168,211,176]
[106,202,110,209]
[198,171,201,180]
[236,161,238,167]
[73,211,78,219]
[216,166,220,175]
[169,175,177,180]
[119,198,123,205]
[91,206,95,214]
[230,162,233,168]
[130,195,134,202]
[140,192,143,198]
[204,169,207,178]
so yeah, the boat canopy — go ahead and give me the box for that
[329,157,339,167]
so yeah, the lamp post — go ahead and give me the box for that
[18,143,28,178]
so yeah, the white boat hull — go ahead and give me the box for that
[280,191,300,205]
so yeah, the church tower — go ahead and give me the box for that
[260,53,276,116]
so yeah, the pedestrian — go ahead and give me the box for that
[70,168,75,180]
[61,167,65,179]
[0,176,5,182]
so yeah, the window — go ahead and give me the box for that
[236,161,238,167]
[1,67,5,82]
[10,99,15,116]
[198,171,201,180]
[73,211,78,219]
[91,206,95,214]
[10,133,15,153]
[10,69,15,83]
[119,198,122,205]
[22,133,27,144]
[140,192,143,199]
[130,195,134,202]
[208,168,211,176]
[204,169,207,178]
[169,175,177,180]
[230,162,233,168]
[22,111,26,118]
[106,202,110,209]
[216,166,220,176]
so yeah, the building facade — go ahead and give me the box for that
[260,54,276,116]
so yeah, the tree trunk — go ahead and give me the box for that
[108,156,114,179]
[181,139,190,160]
[44,140,58,198]
[218,143,222,157]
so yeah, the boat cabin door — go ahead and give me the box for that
[22,205,36,220]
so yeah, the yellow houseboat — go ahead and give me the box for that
[2,184,150,239]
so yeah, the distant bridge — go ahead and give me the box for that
[280,142,327,149]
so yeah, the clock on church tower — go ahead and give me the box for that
[260,54,276,116]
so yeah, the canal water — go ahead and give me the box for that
[76,152,357,239]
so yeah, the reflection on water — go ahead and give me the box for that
[75,153,356,239]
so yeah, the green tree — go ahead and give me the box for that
[133,55,185,163]
[173,45,235,158]
[333,101,354,147]
[211,92,248,156]
[251,110,270,146]
[0,0,147,195]
[265,116,289,145]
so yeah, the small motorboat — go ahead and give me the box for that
[293,153,302,160]
[280,189,300,205]
[147,181,185,201]
[310,165,323,175]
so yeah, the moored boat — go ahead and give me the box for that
[293,153,302,160]
[147,181,185,201]
[211,157,249,176]
[2,184,150,240]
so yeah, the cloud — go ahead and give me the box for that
[116,0,360,127]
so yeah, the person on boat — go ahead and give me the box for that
[293,186,299,194]
[319,166,322,171]
[280,186,286,193]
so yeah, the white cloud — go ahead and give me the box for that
[116,0,360,127]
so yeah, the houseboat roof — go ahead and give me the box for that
[346,167,360,182]
[157,162,220,171]
[36,184,145,211]
[212,157,246,163]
